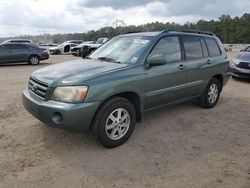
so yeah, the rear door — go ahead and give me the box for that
[181,35,211,97]
[183,35,225,97]
[145,36,187,110]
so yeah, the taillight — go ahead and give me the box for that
[43,49,48,53]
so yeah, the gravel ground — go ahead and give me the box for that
[0,53,250,188]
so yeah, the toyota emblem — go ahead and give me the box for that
[32,84,38,91]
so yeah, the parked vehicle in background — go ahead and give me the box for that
[71,41,94,56]
[38,42,47,47]
[65,40,83,45]
[0,43,49,65]
[49,41,83,55]
[230,45,250,79]
[1,39,33,44]
[48,43,58,46]
[23,30,229,148]
[81,37,109,58]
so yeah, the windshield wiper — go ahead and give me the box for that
[97,57,120,63]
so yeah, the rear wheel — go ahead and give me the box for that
[28,55,40,65]
[198,78,221,108]
[92,97,136,148]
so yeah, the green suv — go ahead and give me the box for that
[22,30,229,147]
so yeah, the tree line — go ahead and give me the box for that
[1,13,250,44]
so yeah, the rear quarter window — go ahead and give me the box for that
[204,37,221,57]
[182,36,203,60]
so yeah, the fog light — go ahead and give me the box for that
[52,112,63,125]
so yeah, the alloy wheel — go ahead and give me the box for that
[208,83,218,104]
[105,108,130,140]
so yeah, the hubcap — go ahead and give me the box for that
[105,108,130,140]
[208,83,218,104]
[30,57,39,64]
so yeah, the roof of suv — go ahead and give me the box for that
[120,30,215,37]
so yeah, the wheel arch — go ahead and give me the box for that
[212,74,223,91]
[28,54,41,59]
[90,91,143,130]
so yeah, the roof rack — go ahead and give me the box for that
[161,29,215,36]
[120,31,142,35]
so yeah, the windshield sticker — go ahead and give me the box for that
[131,57,139,63]
[132,39,149,44]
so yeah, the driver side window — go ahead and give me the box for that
[150,36,182,63]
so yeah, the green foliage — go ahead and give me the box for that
[1,13,250,44]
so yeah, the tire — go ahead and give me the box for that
[198,78,221,108]
[231,75,237,79]
[56,50,61,55]
[92,97,136,148]
[28,55,40,65]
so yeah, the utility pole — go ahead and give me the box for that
[113,19,126,28]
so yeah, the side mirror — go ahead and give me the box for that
[147,54,167,66]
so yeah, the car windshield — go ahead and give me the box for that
[89,36,152,64]
[79,41,94,47]
[57,43,65,48]
[95,38,105,44]
[245,46,250,52]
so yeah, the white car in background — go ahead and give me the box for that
[81,37,109,58]
[49,40,83,55]
[71,41,95,56]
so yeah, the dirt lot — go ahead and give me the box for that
[0,53,250,188]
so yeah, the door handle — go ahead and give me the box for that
[178,64,185,70]
[206,59,211,65]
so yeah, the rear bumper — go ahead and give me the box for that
[22,89,100,130]
[40,53,49,60]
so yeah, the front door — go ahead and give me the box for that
[8,44,29,62]
[145,36,187,110]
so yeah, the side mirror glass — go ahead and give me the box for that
[147,54,167,66]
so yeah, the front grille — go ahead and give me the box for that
[28,77,48,100]
[237,62,250,70]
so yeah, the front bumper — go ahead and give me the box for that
[229,62,250,79]
[22,89,100,130]
[49,50,57,54]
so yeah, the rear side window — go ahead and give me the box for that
[150,36,182,63]
[182,36,203,59]
[204,37,221,57]
[200,38,209,57]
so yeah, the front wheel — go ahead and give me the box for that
[198,78,221,108]
[92,97,136,148]
[55,50,61,55]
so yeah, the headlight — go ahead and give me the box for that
[52,86,88,103]
[232,58,240,65]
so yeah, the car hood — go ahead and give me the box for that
[84,44,101,48]
[31,59,128,86]
[49,47,58,50]
[236,52,250,62]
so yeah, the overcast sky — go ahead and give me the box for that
[0,0,249,37]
